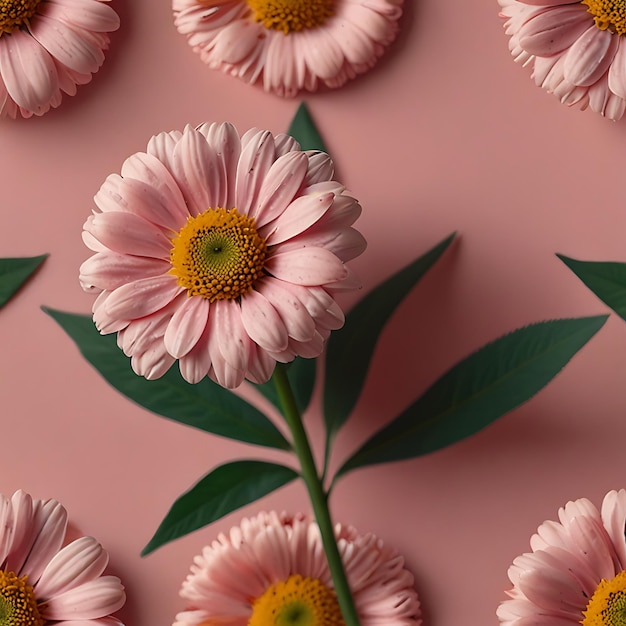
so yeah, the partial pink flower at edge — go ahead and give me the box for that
[498,0,626,120]
[0,0,120,119]
[80,122,367,389]
[172,0,403,97]
[0,489,125,625]
[173,511,421,626]
[498,489,626,626]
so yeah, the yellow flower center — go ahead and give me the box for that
[246,0,334,34]
[169,207,267,302]
[582,571,626,626]
[581,0,626,35]
[248,574,345,626]
[0,571,44,626]
[0,0,40,35]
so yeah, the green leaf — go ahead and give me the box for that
[142,460,299,554]
[337,315,607,477]
[287,103,327,152]
[256,357,317,415]
[0,255,48,310]
[44,308,291,451]
[558,254,626,321]
[323,233,456,441]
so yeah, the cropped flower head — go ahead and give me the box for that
[80,122,366,389]
[0,0,120,118]
[174,511,421,626]
[0,489,125,625]
[172,0,403,97]
[498,489,626,626]
[498,0,626,119]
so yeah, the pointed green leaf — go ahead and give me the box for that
[142,460,299,554]
[558,254,626,321]
[323,233,456,440]
[0,255,48,310]
[256,357,317,415]
[44,308,291,451]
[287,103,327,152]
[338,315,607,476]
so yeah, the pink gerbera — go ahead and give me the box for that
[498,489,626,626]
[79,122,366,389]
[498,0,626,119]
[0,0,120,118]
[0,489,125,625]
[172,0,403,97]
[174,511,421,626]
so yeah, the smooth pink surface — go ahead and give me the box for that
[3,2,626,626]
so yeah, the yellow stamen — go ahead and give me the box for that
[0,571,44,626]
[582,570,626,626]
[169,207,267,302]
[248,574,345,626]
[581,0,626,35]
[0,0,41,35]
[246,0,334,34]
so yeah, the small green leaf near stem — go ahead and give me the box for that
[272,364,361,626]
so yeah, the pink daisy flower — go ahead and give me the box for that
[0,489,125,626]
[79,122,366,389]
[173,511,421,626]
[498,489,626,626]
[498,0,626,119]
[0,0,120,119]
[172,0,403,97]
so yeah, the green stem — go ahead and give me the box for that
[273,364,361,626]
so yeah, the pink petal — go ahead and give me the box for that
[253,151,309,227]
[146,130,183,172]
[85,212,172,258]
[235,129,276,216]
[29,14,105,74]
[4,491,34,573]
[95,174,185,232]
[36,537,108,600]
[608,41,626,99]
[41,576,125,621]
[206,307,246,388]
[213,299,252,371]
[239,289,288,352]
[563,26,618,87]
[164,295,210,358]
[0,30,59,115]
[130,340,175,380]
[119,151,189,225]
[300,28,344,81]
[79,252,170,292]
[40,0,120,32]
[246,343,276,384]
[178,324,212,384]
[92,290,129,334]
[0,495,14,567]
[20,499,68,584]
[565,515,616,582]
[172,126,225,216]
[515,565,586,615]
[518,5,591,56]
[256,277,316,342]
[265,248,348,286]
[104,276,182,320]
[304,152,334,186]
[263,192,334,246]
[273,133,300,158]
[197,122,242,209]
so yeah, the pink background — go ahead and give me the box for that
[2,1,626,624]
